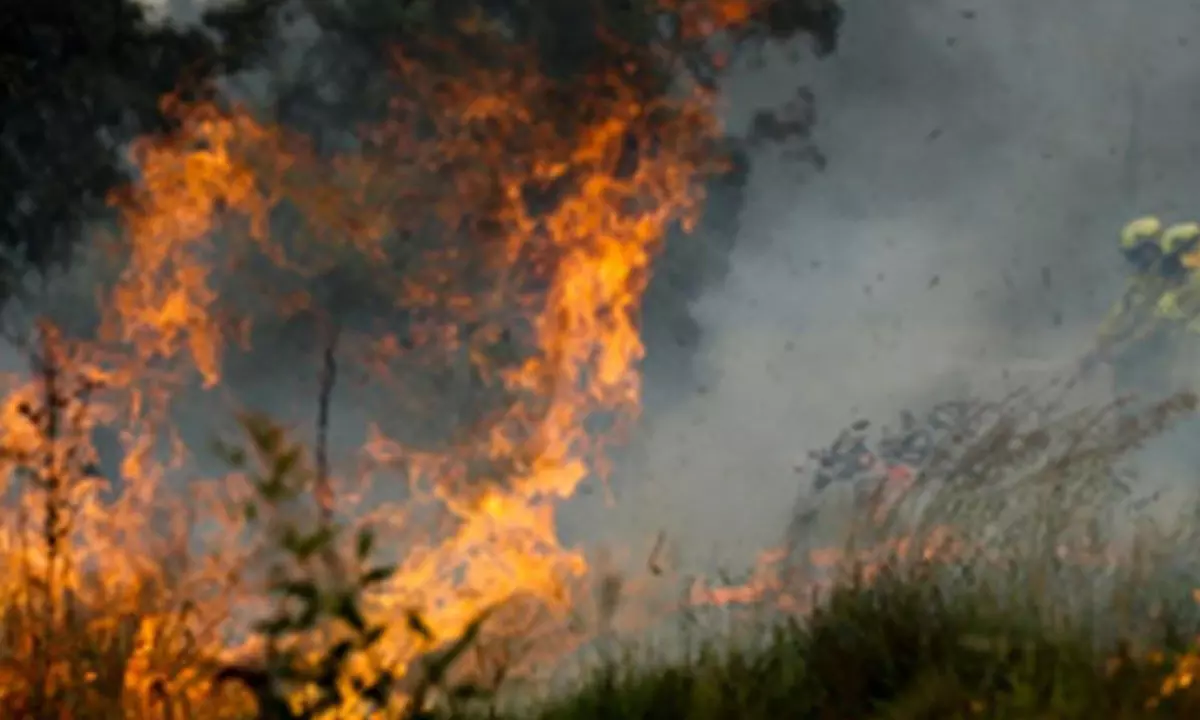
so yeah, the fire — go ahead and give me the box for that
[686,530,973,615]
[688,524,1130,618]
[344,52,723,690]
[0,21,733,715]
[657,0,764,37]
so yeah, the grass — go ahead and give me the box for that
[521,570,1200,720]
[469,386,1200,719]
[13,545,1200,719]
[7,371,1200,717]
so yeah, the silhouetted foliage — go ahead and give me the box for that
[263,0,843,143]
[0,0,283,293]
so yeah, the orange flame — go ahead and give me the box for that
[0,32,735,713]
[0,2,838,709]
[656,0,764,38]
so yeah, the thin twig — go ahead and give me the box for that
[315,322,340,526]
[32,321,64,715]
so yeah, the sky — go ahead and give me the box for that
[121,0,1200,577]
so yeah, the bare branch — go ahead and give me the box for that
[314,322,339,525]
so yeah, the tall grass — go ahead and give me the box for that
[6,367,1200,716]
[515,387,1200,720]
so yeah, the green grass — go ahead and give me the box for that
[14,552,1200,719]
[495,568,1200,720]
[453,390,1200,720]
[11,390,1200,718]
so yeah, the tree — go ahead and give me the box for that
[252,0,842,140]
[0,0,284,296]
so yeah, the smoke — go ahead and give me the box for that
[21,0,1199,632]
[571,0,1200,578]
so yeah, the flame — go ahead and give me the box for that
[0,15,1165,711]
[0,24,739,713]
[686,529,972,614]
[688,523,1130,617]
[345,52,723,686]
[656,0,765,38]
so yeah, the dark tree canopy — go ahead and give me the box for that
[263,0,843,141]
[248,0,843,369]
[0,0,283,291]
[0,0,841,316]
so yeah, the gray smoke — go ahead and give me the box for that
[568,0,1200,579]
[26,0,1200,607]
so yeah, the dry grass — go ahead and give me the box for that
[6,375,1200,717]
[514,385,1200,720]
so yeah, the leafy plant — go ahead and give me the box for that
[213,413,494,719]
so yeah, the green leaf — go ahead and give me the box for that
[212,438,247,468]
[334,594,367,633]
[363,625,387,648]
[323,639,355,670]
[253,616,293,637]
[425,607,494,682]
[294,526,335,561]
[242,412,284,456]
[295,601,320,631]
[280,526,303,556]
[280,580,320,604]
[362,671,394,706]
[355,528,374,560]
[448,682,491,702]
[360,565,395,588]
[406,609,434,642]
[269,447,301,487]
[257,476,290,503]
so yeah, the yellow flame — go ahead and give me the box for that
[0,30,736,714]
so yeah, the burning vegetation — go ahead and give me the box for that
[9,1,1200,718]
[5,43,713,720]
[0,1,845,716]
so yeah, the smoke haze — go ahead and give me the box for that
[32,0,1200,604]
[572,0,1200,577]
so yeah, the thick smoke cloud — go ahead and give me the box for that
[571,0,1200,577]
[56,0,1200,589]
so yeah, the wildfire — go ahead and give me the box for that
[656,0,765,37]
[0,18,736,715]
[686,528,971,615]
